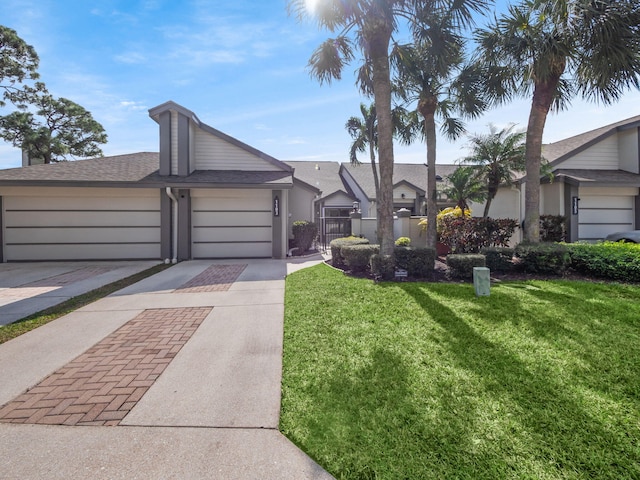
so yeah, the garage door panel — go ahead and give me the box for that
[192,242,271,259]
[5,227,160,244]
[191,211,271,227]
[192,226,271,243]
[4,196,159,211]
[5,211,160,228]
[579,209,633,224]
[5,244,160,261]
[579,196,633,209]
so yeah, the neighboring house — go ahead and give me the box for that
[285,161,358,245]
[0,101,295,261]
[522,114,640,242]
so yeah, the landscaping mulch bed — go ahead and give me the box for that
[331,256,598,284]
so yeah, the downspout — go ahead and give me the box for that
[165,187,178,264]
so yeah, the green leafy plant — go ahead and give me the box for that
[292,220,318,253]
[330,236,370,268]
[566,241,640,282]
[446,254,486,280]
[481,247,515,273]
[395,236,411,247]
[342,244,380,273]
[514,243,571,275]
[439,216,518,253]
[540,215,566,242]
[394,246,436,278]
[370,254,395,280]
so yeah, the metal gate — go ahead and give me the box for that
[321,217,352,249]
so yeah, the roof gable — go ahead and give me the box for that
[149,101,292,175]
[543,114,640,166]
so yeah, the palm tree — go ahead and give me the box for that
[288,0,413,256]
[461,124,526,217]
[346,103,419,221]
[475,0,640,242]
[442,165,487,211]
[391,4,488,248]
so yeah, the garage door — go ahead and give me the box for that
[3,190,161,261]
[578,195,635,241]
[191,189,272,258]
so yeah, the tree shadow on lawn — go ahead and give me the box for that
[348,281,640,479]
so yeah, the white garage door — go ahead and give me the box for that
[191,189,272,259]
[578,195,635,241]
[3,190,161,261]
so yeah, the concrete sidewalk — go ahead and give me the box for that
[0,257,333,479]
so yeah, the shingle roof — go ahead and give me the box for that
[0,152,293,188]
[340,162,459,200]
[0,153,160,186]
[543,114,640,165]
[553,169,640,187]
[285,161,356,201]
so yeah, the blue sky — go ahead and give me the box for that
[0,0,638,170]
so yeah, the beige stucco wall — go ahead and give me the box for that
[288,184,316,238]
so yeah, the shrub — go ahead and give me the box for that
[439,217,518,253]
[447,254,486,280]
[514,243,571,275]
[481,247,515,273]
[395,247,436,278]
[540,215,567,242]
[566,241,640,282]
[341,244,380,273]
[330,237,370,268]
[370,254,396,281]
[292,220,318,252]
[395,236,411,247]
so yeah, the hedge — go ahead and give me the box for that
[330,237,370,268]
[446,254,486,280]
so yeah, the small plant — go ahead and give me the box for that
[446,254,486,280]
[341,244,380,273]
[395,236,411,247]
[370,254,395,280]
[514,243,570,275]
[540,215,567,242]
[395,247,436,278]
[481,247,515,273]
[292,220,318,253]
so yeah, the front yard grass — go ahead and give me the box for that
[281,264,640,479]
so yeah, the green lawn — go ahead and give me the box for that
[281,264,640,479]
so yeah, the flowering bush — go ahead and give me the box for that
[418,206,471,234]
[395,236,411,247]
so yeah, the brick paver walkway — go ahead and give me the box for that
[176,264,247,293]
[0,307,211,426]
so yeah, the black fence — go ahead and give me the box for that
[321,217,352,249]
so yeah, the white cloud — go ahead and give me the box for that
[114,51,149,64]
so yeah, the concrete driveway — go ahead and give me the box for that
[0,261,160,326]
[0,257,333,479]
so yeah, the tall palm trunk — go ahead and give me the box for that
[419,97,438,249]
[368,140,383,243]
[368,26,395,256]
[524,75,560,243]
